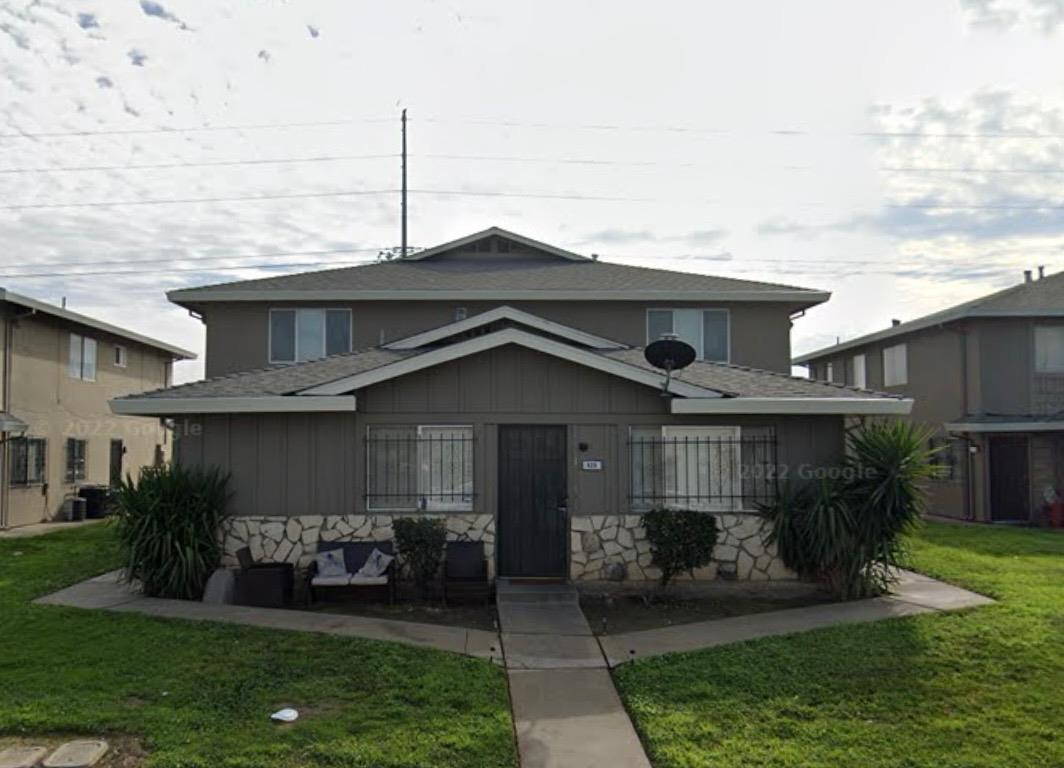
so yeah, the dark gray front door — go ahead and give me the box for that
[497,425,568,578]
[989,436,1030,522]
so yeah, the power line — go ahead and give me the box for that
[0,153,398,174]
[0,117,393,140]
[0,260,375,280]
[0,247,393,273]
[0,187,650,211]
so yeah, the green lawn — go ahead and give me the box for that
[614,521,1063,768]
[0,524,516,768]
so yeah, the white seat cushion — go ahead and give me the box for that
[348,574,389,586]
[311,575,351,587]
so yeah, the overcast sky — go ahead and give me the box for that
[2,0,1063,382]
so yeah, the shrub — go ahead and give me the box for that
[640,508,719,588]
[761,420,936,599]
[111,464,231,600]
[393,517,447,596]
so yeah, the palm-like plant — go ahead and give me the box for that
[111,464,231,600]
[762,420,937,599]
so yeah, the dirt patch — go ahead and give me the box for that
[311,600,498,631]
[581,585,835,634]
[0,735,146,768]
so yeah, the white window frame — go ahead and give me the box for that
[883,343,908,387]
[365,424,474,512]
[630,425,742,512]
[852,354,867,389]
[9,436,46,486]
[66,437,87,483]
[1034,325,1064,373]
[645,308,731,363]
[268,308,353,364]
[114,344,128,368]
[68,333,97,381]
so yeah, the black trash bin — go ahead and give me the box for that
[78,485,112,519]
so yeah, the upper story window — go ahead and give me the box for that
[114,344,128,368]
[852,354,867,389]
[646,309,729,362]
[269,308,352,364]
[1034,326,1064,373]
[68,333,97,381]
[883,343,908,387]
[825,362,834,383]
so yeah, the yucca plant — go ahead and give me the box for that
[762,420,937,599]
[111,464,231,600]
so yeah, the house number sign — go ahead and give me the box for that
[581,460,604,471]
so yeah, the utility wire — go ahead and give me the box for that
[0,247,394,272]
[0,153,398,174]
[0,260,376,280]
[0,117,393,140]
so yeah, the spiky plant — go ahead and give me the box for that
[111,464,231,600]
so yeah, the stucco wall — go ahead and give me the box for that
[202,299,797,378]
[1,310,173,527]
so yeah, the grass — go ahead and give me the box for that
[0,524,516,768]
[614,521,1063,768]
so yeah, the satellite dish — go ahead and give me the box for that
[644,333,696,396]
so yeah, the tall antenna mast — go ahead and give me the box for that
[401,108,408,258]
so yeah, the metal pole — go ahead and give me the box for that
[401,108,407,258]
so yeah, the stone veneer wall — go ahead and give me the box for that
[224,511,792,583]
[222,514,496,578]
[571,513,794,582]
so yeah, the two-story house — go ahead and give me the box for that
[113,227,909,583]
[794,269,1064,525]
[1,289,195,529]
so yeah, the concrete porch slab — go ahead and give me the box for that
[502,632,606,669]
[508,669,651,768]
[888,579,996,611]
[33,577,138,610]
[497,602,592,635]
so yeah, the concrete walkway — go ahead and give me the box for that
[599,569,994,666]
[0,518,104,539]
[496,581,651,768]
[35,571,501,660]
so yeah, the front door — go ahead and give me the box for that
[988,436,1030,522]
[497,425,568,578]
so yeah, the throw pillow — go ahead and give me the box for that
[315,549,348,578]
[357,548,395,578]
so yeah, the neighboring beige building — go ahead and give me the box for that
[0,289,195,529]
[794,269,1064,525]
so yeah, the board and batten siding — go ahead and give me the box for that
[174,345,846,519]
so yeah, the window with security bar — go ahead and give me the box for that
[629,426,777,511]
[366,425,474,511]
[9,437,46,486]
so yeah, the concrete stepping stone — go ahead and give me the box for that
[0,745,49,768]
[42,741,108,768]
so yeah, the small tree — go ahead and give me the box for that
[393,517,447,598]
[640,509,719,588]
[111,464,231,600]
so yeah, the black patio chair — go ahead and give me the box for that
[443,540,491,606]
[234,546,294,608]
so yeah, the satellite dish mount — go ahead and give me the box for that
[644,333,697,397]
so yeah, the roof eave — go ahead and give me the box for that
[167,288,833,304]
[110,395,356,415]
[671,396,913,416]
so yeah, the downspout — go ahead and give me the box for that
[958,327,975,521]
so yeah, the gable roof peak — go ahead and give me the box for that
[400,226,591,262]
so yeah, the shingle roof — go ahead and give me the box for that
[604,348,902,400]
[128,347,410,399]
[169,259,826,302]
[121,338,900,403]
[795,270,1064,364]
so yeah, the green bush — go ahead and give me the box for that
[393,516,447,596]
[111,464,231,600]
[640,508,720,588]
[761,420,936,599]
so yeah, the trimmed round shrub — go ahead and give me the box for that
[393,516,447,596]
[640,508,720,588]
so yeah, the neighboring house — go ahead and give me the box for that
[0,289,195,529]
[113,227,909,583]
[794,269,1064,525]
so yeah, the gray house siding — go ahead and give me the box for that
[202,300,795,378]
[177,346,845,521]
